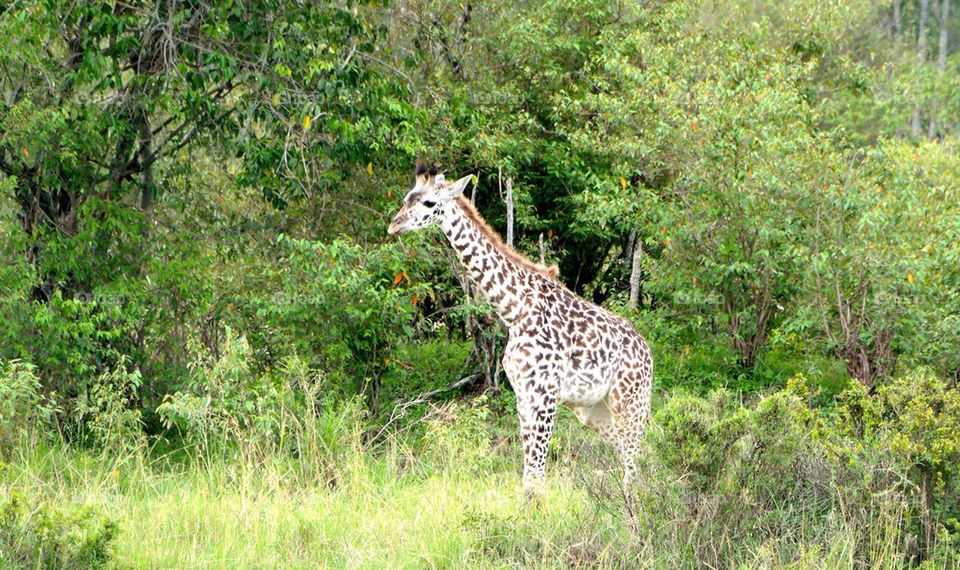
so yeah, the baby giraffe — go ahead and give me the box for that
[388,164,653,496]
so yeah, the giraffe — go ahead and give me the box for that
[388,164,653,496]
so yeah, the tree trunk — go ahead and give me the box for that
[912,0,930,137]
[841,328,895,390]
[939,0,950,75]
[503,176,514,247]
[624,228,636,273]
[465,179,502,392]
[138,112,155,211]
[929,0,950,138]
[893,0,902,41]
[628,234,643,309]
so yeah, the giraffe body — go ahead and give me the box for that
[389,166,653,494]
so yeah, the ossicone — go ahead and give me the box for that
[415,160,439,184]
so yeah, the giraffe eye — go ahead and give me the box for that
[423,200,437,208]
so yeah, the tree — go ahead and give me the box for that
[0,0,413,407]
[803,139,959,387]
[912,0,931,136]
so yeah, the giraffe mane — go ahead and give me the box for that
[454,196,560,281]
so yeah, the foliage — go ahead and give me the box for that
[646,371,960,565]
[0,360,57,452]
[157,332,366,485]
[0,1,959,565]
[0,489,118,570]
[798,139,960,386]
[421,396,496,476]
[830,369,960,556]
[0,0,422,418]
[244,237,422,398]
[73,357,145,454]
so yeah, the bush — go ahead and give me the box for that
[420,395,497,477]
[157,329,265,451]
[0,360,57,452]
[632,371,960,567]
[651,388,747,492]
[828,369,960,560]
[157,331,366,486]
[378,339,472,413]
[0,489,118,569]
[73,357,145,455]
[241,237,426,402]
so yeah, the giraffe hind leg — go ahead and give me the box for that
[606,371,652,486]
[573,400,633,480]
[571,399,641,485]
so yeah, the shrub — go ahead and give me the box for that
[73,356,145,454]
[829,368,960,559]
[157,329,263,451]
[641,378,852,566]
[421,395,496,476]
[650,388,746,492]
[634,371,960,567]
[0,360,57,452]
[242,237,425,405]
[0,489,118,569]
[27,287,145,418]
[157,332,366,485]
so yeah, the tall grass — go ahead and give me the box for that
[2,415,630,569]
[3,404,954,569]
[2,355,958,568]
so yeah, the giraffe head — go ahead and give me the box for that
[387,163,472,235]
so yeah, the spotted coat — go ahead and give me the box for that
[388,167,653,495]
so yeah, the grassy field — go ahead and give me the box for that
[3,415,640,569]
[1,409,936,570]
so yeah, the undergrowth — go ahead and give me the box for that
[1,348,959,569]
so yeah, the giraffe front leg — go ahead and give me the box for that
[516,388,558,500]
[502,333,560,500]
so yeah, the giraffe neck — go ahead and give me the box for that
[441,198,536,326]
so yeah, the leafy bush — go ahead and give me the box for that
[158,331,366,485]
[652,376,825,504]
[157,329,264,451]
[377,339,472,414]
[421,396,496,477]
[828,369,960,559]
[0,360,57,452]
[73,357,145,454]
[651,388,746,492]
[797,140,960,387]
[0,489,118,569]
[243,237,424,394]
[634,371,960,567]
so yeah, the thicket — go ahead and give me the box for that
[1,0,959,567]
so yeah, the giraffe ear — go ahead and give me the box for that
[444,174,473,199]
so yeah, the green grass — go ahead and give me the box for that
[1,403,953,569]
[1,419,636,569]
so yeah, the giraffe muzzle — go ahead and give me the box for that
[387,214,406,235]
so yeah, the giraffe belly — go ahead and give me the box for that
[558,369,612,407]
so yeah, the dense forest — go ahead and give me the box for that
[1,0,959,567]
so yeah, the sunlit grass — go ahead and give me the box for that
[2,421,632,569]
[2,407,945,570]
